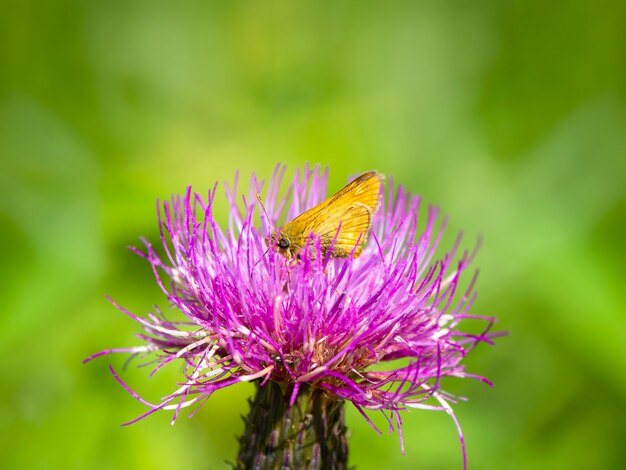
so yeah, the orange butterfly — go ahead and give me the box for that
[266,171,383,259]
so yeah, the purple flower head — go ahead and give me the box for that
[87,164,498,467]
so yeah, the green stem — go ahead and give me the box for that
[236,381,348,469]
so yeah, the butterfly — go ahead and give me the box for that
[265,171,383,260]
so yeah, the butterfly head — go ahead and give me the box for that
[267,231,294,258]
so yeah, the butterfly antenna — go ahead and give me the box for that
[256,193,272,232]
[254,193,273,267]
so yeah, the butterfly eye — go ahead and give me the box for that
[278,237,290,249]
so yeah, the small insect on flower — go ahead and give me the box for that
[264,171,383,259]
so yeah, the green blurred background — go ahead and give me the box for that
[1,1,625,468]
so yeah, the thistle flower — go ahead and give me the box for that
[86,165,499,469]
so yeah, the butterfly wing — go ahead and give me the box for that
[315,202,375,257]
[281,171,383,258]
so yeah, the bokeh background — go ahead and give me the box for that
[1,1,625,469]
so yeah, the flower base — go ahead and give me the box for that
[236,381,348,469]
